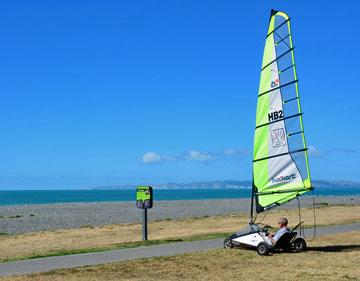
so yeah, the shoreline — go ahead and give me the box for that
[0,194,359,207]
[0,195,359,235]
[0,188,359,207]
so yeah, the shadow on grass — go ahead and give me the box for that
[308,245,360,253]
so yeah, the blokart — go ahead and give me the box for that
[223,8,316,257]
[223,222,307,256]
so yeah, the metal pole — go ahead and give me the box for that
[297,197,302,236]
[250,191,254,224]
[250,178,255,224]
[142,208,148,241]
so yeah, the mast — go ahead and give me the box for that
[249,9,278,224]
[250,180,254,223]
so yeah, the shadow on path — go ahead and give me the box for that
[308,245,360,253]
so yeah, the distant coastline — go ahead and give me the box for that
[90,180,360,190]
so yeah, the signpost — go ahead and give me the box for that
[136,186,153,241]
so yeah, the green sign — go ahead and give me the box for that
[136,186,153,209]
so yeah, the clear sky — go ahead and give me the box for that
[0,1,359,189]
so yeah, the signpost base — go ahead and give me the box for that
[142,208,148,241]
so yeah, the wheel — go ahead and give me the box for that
[257,242,270,256]
[223,238,233,249]
[294,238,307,252]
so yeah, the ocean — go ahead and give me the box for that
[0,188,359,206]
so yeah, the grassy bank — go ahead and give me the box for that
[0,205,359,263]
[1,230,359,281]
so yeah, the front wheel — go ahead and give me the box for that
[257,242,270,256]
[294,238,307,252]
[223,238,233,249]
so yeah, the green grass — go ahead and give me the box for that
[0,232,232,263]
[0,219,356,264]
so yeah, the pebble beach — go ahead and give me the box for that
[0,196,359,235]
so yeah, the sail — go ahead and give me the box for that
[253,10,312,213]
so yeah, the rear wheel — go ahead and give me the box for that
[223,238,233,249]
[257,242,270,256]
[294,238,307,252]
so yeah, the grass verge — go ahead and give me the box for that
[0,205,359,263]
[0,232,231,263]
[1,231,359,281]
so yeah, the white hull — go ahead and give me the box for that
[232,232,266,247]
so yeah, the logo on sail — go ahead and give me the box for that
[271,173,296,184]
[271,78,279,88]
[271,128,286,147]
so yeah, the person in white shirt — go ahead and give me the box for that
[267,217,290,246]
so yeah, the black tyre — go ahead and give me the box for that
[294,238,307,252]
[257,242,270,256]
[223,238,233,249]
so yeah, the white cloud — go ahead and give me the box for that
[332,148,358,155]
[223,148,246,158]
[142,145,358,165]
[186,150,214,162]
[142,152,178,164]
[141,148,248,164]
[308,145,319,154]
[304,146,359,159]
[223,148,237,156]
[142,152,163,164]
[308,146,321,157]
[161,155,178,162]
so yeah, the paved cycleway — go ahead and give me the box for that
[0,223,359,277]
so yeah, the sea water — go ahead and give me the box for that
[0,188,359,206]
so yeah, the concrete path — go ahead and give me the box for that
[0,223,359,277]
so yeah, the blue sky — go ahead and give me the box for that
[0,1,359,189]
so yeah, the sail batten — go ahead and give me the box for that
[256,187,310,196]
[261,48,294,71]
[279,64,295,74]
[258,79,298,97]
[266,18,291,37]
[253,148,308,163]
[276,34,291,46]
[255,112,303,129]
[252,10,312,214]
[283,96,298,103]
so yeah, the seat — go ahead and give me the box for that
[274,232,297,249]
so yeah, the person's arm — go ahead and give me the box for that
[269,228,285,245]
[268,234,276,245]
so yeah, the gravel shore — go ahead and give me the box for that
[0,196,359,235]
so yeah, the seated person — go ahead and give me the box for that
[266,217,290,246]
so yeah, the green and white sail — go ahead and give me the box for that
[253,10,312,213]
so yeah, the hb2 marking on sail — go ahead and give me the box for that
[268,110,283,121]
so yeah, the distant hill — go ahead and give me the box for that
[90,180,360,190]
